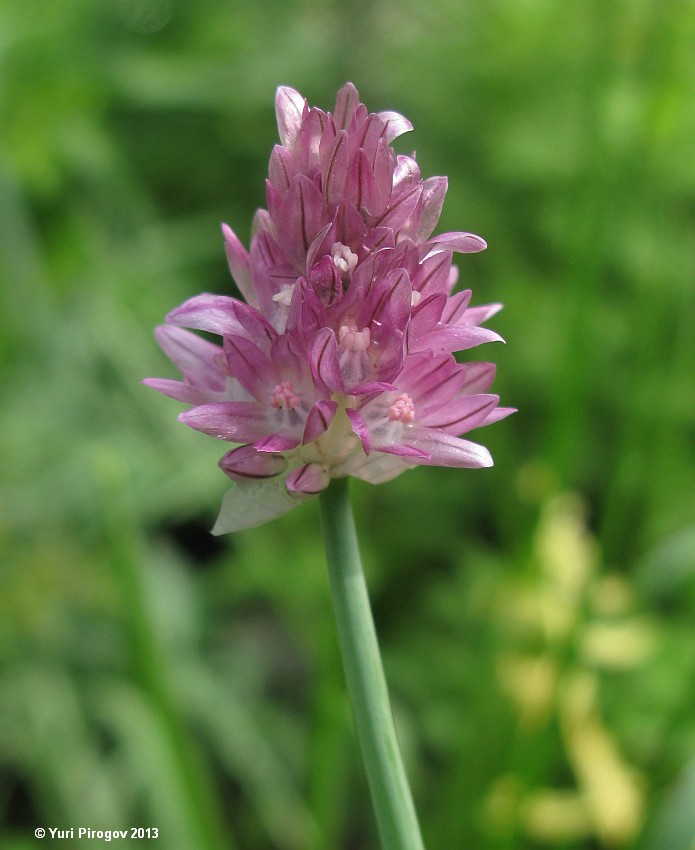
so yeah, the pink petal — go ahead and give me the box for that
[462,303,504,326]
[254,434,301,452]
[447,265,459,295]
[363,226,395,254]
[179,402,267,442]
[370,139,393,217]
[270,333,308,382]
[376,110,413,143]
[404,427,493,468]
[292,107,327,175]
[349,381,399,396]
[350,102,369,131]
[345,143,391,216]
[221,224,255,306]
[332,200,368,250]
[376,184,423,232]
[318,113,337,157]
[345,408,371,454]
[286,463,330,495]
[392,239,421,277]
[411,325,504,355]
[358,266,412,329]
[252,208,271,236]
[166,294,276,347]
[251,227,283,268]
[277,175,328,268]
[440,289,473,325]
[166,294,239,335]
[376,443,430,460]
[424,231,487,255]
[231,301,278,349]
[413,176,448,243]
[346,148,376,215]
[392,155,421,192]
[223,334,271,400]
[308,254,342,307]
[408,293,446,340]
[142,377,221,406]
[303,399,338,443]
[411,251,453,298]
[348,112,386,163]
[460,362,496,393]
[305,221,336,270]
[355,268,411,384]
[265,178,283,227]
[219,444,287,481]
[348,245,395,298]
[398,353,469,409]
[417,394,500,436]
[481,406,516,425]
[286,278,326,343]
[275,86,306,149]
[333,83,360,131]
[268,144,294,192]
[153,325,226,389]
[309,328,345,393]
[320,129,349,206]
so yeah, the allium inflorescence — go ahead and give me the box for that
[145,83,514,533]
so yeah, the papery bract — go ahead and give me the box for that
[145,83,514,533]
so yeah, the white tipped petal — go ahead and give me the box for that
[377,110,414,142]
[405,428,494,468]
[275,86,306,148]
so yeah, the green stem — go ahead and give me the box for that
[319,477,425,850]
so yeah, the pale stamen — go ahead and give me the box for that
[339,324,371,352]
[410,291,422,307]
[272,284,295,306]
[387,393,415,423]
[269,380,300,409]
[331,242,359,275]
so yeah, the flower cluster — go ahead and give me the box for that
[145,83,513,533]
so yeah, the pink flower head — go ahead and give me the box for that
[144,83,514,533]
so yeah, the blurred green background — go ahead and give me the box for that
[1,0,694,848]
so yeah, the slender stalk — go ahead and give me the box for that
[319,477,425,850]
